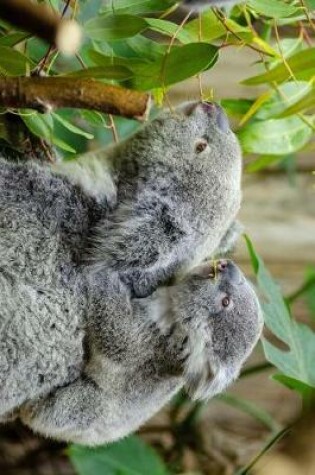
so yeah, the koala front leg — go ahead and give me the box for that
[92,201,189,297]
[20,377,104,445]
[53,152,117,206]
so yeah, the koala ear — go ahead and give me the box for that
[183,330,216,400]
[185,362,240,401]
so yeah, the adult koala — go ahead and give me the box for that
[0,101,256,442]
[55,101,243,297]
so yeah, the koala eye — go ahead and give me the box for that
[195,139,208,154]
[222,296,231,308]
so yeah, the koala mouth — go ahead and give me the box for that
[192,259,244,286]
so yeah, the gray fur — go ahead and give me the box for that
[0,101,262,444]
[56,101,242,297]
[18,261,262,444]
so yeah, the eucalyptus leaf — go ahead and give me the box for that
[21,112,78,153]
[145,18,193,43]
[85,14,148,41]
[0,32,31,47]
[245,236,315,390]
[238,116,314,155]
[133,43,219,90]
[243,47,315,85]
[101,0,174,15]
[255,82,312,120]
[185,10,251,43]
[248,0,300,18]
[69,436,169,475]
[52,113,94,140]
[245,155,283,172]
[21,112,53,141]
[0,46,30,76]
[278,86,315,117]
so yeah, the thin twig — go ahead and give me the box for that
[213,8,274,58]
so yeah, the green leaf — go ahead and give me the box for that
[21,111,77,153]
[220,98,254,117]
[272,374,315,398]
[238,116,314,155]
[185,10,251,43]
[134,43,219,90]
[88,50,148,68]
[248,0,300,18]
[52,113,94,140]
[0,46,30,76]
[21,112,53,140]
[123,36,167,60]
[255,82,312,120]
[245,236,315,390]
[69,436,169,475]
[0,32,31,47]
[101,0,174,15]
[85,14,148,41]
[242,47,315,85]
[145,18,193,43]
[81,110,107,127]
[278,86,315,117]
[245,155,284,172]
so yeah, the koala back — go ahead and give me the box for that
[0,158,106,416]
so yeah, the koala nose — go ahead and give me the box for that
[216,259,228,272]
[201,102,230,133]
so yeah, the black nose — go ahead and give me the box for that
[201,102,230,133]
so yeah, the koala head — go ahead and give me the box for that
[121,101,241,178]
[169,260,263,400]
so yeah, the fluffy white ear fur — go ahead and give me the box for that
[183,326,238,400]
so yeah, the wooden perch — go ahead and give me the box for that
[0,0,82,55]
[0,77,151,120]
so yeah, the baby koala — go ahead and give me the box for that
[18,260,263,445]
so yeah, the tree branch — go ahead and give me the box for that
[0,0,81,55]
[0,77,151,120]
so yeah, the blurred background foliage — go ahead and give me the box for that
[0,1,315,474]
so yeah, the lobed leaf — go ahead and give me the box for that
[245,237,315,390]
[69,436,169,475]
